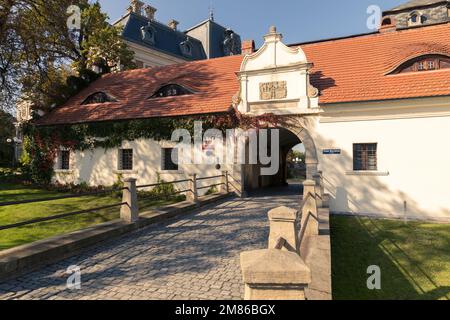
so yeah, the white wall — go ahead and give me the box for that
[53,138,233,196]
[237,29,318,115]
[314,98,450,221]
[127,41,186,68]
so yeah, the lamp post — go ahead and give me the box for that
[6,138,17,168]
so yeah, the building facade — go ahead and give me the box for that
[382,0,449,29]
[114,0,242,68]
[35,1,450,221]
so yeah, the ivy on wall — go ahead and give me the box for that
[21,108,290,185]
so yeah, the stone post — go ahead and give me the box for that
[312,173,323,208]
[303,179,316,200]
[187,174,198,204]
[301,180,319,238]
[240,249,311,300]
[318,171,324,189]
[221,171,230,194]
[232,164,246,198]
[268,206,300,254]
[120,178,139,223]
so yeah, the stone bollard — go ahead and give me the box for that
[187,174,199,204]
[221,171,229,194]
[240,249,311,300]
[268,206,300,254]
[120,178,139,223]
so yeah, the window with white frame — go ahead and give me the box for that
[161,148,178,171]
[353,143,377,171]
[118,149,133,171]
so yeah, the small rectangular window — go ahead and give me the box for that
[427,60,436,70]
[353,143,377,171]
[119,149,133,171]
[417,61,425,71]
[161,148,178,171]
[60,150,70,170]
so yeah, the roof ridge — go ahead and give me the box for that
[103,54,244,78]
[289,21,450,47]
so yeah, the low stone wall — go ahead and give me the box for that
[240,173,332,300]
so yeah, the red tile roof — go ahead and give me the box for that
[38,22,450,125]
[301,22,450,104]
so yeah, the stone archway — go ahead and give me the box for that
[241,122,319,193]
[286,125,319,180]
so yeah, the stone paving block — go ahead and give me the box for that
[0,193,299,300]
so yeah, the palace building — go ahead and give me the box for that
[114,0,242,67]
[34,0,450,221]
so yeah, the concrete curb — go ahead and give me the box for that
[0,193,232,282]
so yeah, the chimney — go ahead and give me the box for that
[241,40,256,55]
[168,19,179,31]
[130,0,145,15]
[144,5,157,20]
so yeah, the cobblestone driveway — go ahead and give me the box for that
[0,189,300,300]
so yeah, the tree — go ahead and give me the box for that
[0,0,135,112]
[287,149,305,163]
[0,110,15,166]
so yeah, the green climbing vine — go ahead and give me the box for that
[21,108,290,185]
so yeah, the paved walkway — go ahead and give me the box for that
[0,187,301,300]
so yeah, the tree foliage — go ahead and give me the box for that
[287,149,305,163]
[0,109,15,166]
[0,0,135,112]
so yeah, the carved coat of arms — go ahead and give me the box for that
[259,81,287,100]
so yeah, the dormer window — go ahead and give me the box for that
[150,84,194,98]
[390,54,450,74]
[427,60,436,70]
[381,18,392,26]
[417,61,425,71]
[81,92,117,105]
[141,22,156,45]
[180,39,193,57]
[408,11,425,26]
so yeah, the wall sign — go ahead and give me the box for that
[323,149,341,155]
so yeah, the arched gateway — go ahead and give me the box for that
[234,26,321,193]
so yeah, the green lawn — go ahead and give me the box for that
[331,215,450,300]
[0,182,183,251]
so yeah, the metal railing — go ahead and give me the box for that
[195,172,228,194]
[0,171,232,232]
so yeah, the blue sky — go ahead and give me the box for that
[99,0,406,46]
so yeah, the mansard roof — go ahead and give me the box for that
[37,22,450,126]
[186,18,242,58]
[118,12,207,60]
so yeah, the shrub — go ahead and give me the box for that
[205,185,218,195]
[151,174,177,199]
